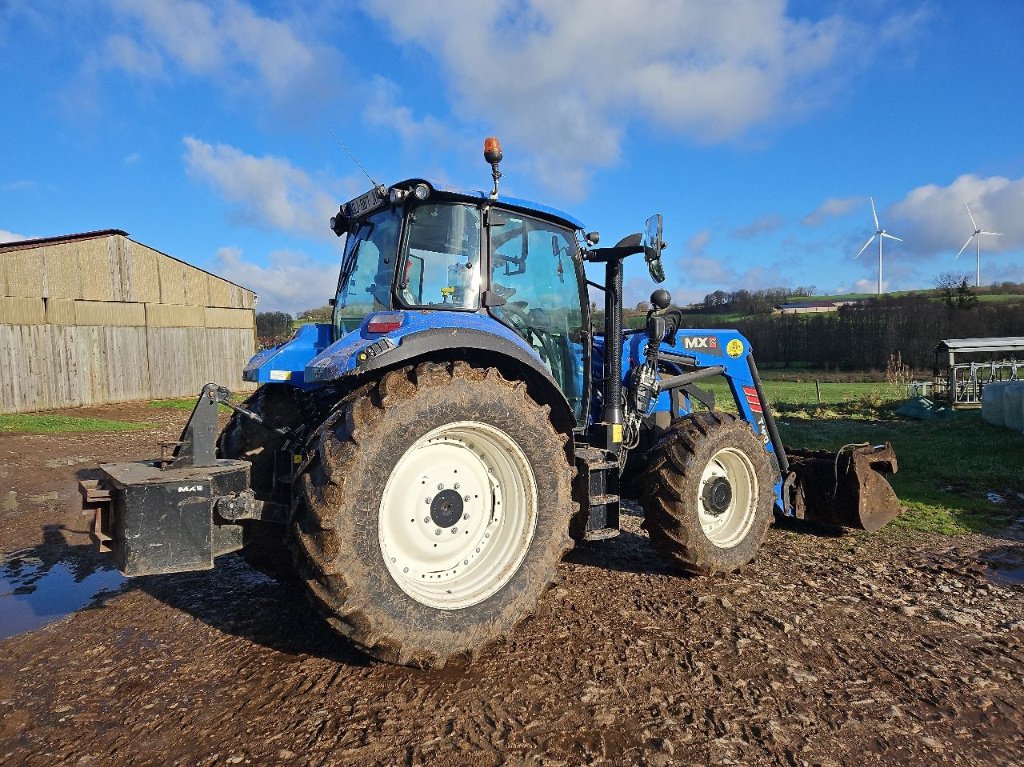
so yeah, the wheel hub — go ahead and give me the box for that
[429,489,464,528]
[702,476,733,517]
[378,421,538,610]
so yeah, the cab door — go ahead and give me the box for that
[485,209,590,426]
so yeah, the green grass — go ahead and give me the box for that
[702,378,897,415]
[149,397,234,412]
[975,293,1024,304]
[148,397,201,410]
[0,413,148,434]
[778,414,1022,536]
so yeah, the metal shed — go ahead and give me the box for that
[0,230,257,413]
[932,337,1024,408]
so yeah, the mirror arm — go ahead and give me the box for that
[585,244,644,263]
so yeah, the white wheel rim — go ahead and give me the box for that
[696,447,758,548]
[378,420,538,610]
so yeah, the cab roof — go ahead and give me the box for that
[396,178,585,231]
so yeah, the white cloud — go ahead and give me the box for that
[365,0,906,195]
[124,152,141,165]
[801,195,865,227]
[889,174,1024,258]
[2,180,39,195]
[214,246,340,314]
[102,33,165,78]
[97,0,340,113]
[183,137,351,239]
[364,77,451,151]
[733,214,785,239]
[0,229,29,243]
[686,229,712,256]
[835,278,888,295]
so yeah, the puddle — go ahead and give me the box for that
[978,542,1024,589]
[1,546,126,640]
[985,566,1024,588]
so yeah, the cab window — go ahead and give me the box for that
[397,203,481,309]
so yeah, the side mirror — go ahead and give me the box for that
[643,214,666,283]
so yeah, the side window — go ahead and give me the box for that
[397,203,481,309]
[490,214,585,419]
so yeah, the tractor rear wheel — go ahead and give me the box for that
[640,412,774,575]
[293,362,574,667]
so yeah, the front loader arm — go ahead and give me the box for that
[629,325,901,530]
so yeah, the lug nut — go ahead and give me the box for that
[437,483,444,490]
[425,497,431,504]
[464,495,471,502]
[423,516,430,523]
[435,529,442,536]
[463,513,470,520]
[451,527,459,534]
[454,483,460,489]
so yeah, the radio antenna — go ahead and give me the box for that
[329,130,385,195]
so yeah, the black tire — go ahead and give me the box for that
[639,412,775,575]
[292,361,575,668]
[217,385,301,577]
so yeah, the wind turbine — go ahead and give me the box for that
[854,197,903,295]
[955,202,1002,287]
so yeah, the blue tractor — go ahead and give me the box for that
[82,139,899,667]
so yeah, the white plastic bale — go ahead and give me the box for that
[982,382,1008,427]
[1005,381,1024,433]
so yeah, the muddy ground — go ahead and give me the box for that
[1,402,1023,766]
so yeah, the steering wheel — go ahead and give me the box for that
[502,300,530,331]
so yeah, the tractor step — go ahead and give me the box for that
[575,447,621,538]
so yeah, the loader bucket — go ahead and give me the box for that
[785,443,900,532]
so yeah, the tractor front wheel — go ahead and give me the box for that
[640,412,774,575]
[293,362,574,667]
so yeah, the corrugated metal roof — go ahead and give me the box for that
[936,337,1024,353]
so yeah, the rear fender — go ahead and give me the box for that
[305,311,576,430]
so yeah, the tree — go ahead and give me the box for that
[297,304,333,323]
[935,272,977,309]
[256,311,293,339]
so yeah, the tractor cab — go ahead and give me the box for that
[327,176,592,420]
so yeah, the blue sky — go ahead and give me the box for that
[2,0,1022,313]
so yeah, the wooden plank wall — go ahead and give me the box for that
[0,324,255,413]
[0,234,258,413]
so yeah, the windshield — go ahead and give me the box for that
[397,202,482,309]
[333,207,402,335]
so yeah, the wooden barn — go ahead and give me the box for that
[0,230,257,414]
